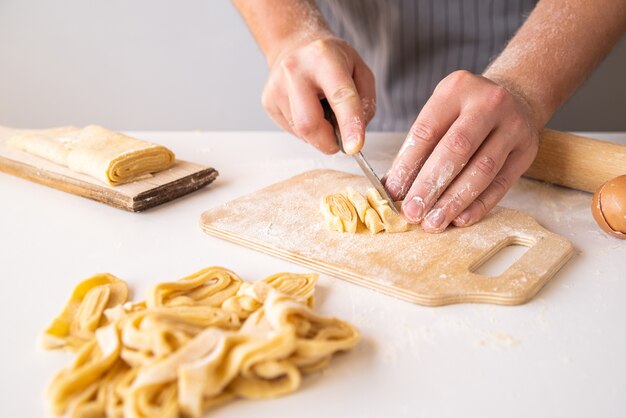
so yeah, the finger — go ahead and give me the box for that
[284,60,338,154]
[452,148,534,228]
[421,128,513,233]
[384,89,460,201]
[353,59,377,124]
[266,102,296,137]
[401,110,499,223]
[262,81,296,136]
[314,57,364,155]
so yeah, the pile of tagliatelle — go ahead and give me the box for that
[41,266,359,418]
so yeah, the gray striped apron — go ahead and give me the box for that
[317,0,539,131]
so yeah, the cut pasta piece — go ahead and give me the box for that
[366,188,408,233]
[345,187,385,234]
[320,187,408,234]
[320,193,358,233]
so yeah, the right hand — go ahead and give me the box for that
[262,36,376,155]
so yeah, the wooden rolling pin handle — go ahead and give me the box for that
[524,129,626,193]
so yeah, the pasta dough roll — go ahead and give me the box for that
[8,125,175,186]
[68,125,175,185]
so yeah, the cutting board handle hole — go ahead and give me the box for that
[471,237,533,277]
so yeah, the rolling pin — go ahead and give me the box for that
[524,129,626,193]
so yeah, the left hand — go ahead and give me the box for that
[384,70,540,233]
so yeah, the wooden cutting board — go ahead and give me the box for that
[0,126,218,212]
[200,170,575,306]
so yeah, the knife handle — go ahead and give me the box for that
[321,99,345,153]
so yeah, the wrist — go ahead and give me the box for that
[482,71,549,131]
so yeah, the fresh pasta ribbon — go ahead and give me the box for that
[47,324,122,416]
[41,273,128,351]
[42,267,359,418]
[147,266,242,308]
[120,307,240,368]
[222,272,317,319]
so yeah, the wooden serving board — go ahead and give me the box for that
[0,126,218,212]
[200,170,575,306]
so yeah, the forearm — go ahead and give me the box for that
[232,0,332,66]
[484,0,626,128]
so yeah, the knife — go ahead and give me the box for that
[321,99,399,213]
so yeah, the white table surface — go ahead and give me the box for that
[1,131,625,418]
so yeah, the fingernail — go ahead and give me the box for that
[344,134,360,154]
[403,196,425,221]
[453,211,471,227]
[424,208,445,230]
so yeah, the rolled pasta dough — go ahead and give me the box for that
[8,125,175,185]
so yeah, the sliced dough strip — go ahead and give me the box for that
[345,187,385,234]
[320,193,358,233]
[365,188,408,233]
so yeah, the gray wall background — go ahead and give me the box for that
[0,1,624,132]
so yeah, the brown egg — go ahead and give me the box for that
[592,175,626,239]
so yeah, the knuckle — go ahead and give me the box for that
[387,161,419,198]
[280,55,299,73]
[361,97,377,121]
[408,121,438,145]
[292,118,319,137]
[443,194,465,214]
[329,85,357,104]
[308,38,333,56]
[508,113,526,130]
[319,142,339,155]
[475,155,499,177]
[491,175,510,195]
[516,132,539,157]
[450,69,472,82]
[443,131,474,156]
[439,70,472,92]
[484,85,511,110]
[473,196,489,215]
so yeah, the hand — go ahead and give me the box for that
[384,70,540,233]
[262,36,376,154]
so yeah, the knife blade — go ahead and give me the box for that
[321,99,399,214]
